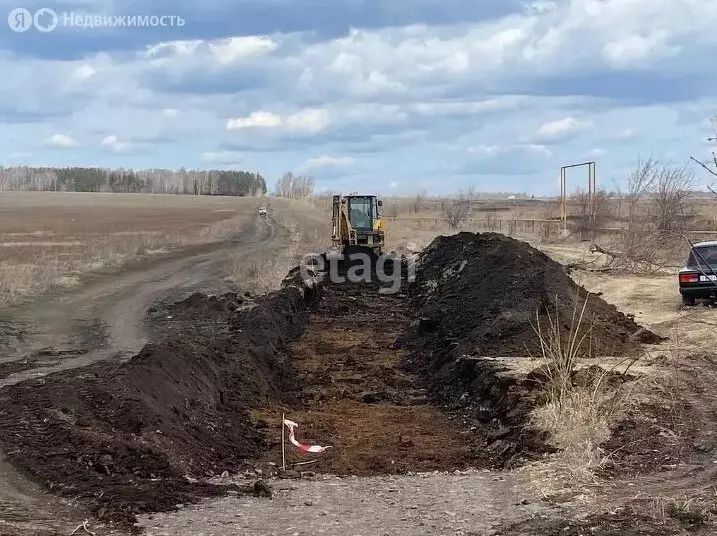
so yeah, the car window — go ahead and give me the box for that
[688,246,717,266]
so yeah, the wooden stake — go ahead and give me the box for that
[281,413,286,471]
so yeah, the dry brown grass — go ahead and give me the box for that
[379,190,717,252]
[524,295,643,495]
[0,191,258,305]
[637,494,716,527]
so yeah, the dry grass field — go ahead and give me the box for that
[0,191,259,305]
[3,190,711,306]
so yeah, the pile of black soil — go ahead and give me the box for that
[0,284,320,529]
[408,232,659,360]
[400,232,661,466]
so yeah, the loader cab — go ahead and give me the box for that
[348,196,377,231]
[347,196,381,230]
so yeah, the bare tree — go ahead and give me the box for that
[412,189,426,214]
[570,188,613,240]
[650,165,695,234]
[0,166,267,195]
[596,158,693,273]
[385,197,399,219]
[623,157,658,220]
[443,187,476,229]
[273,172,315,198]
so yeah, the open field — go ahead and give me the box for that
[0,191,262,305]
[0,194,716,535]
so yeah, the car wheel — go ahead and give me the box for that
[682,295,696,306]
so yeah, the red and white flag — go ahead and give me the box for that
[282,419,332,454]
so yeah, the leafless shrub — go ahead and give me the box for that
[651,165,695,235]
[442,187,476,229]
[412,190,426,214]
[485,212,498,232]
[570,189,613,240]
[386,198,400,219]
[598,159,695,273]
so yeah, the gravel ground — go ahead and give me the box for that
[138,470,558,536]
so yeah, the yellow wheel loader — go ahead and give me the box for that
[331,194,384,255]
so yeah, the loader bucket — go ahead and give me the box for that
[323,244,397,282]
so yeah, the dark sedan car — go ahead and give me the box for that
[679,240,717,305]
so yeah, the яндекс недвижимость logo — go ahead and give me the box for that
[8,7,184,32]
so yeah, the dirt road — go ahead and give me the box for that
[0,213,289,388]
[140,471,553,536]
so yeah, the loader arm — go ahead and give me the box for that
[332,195,356,247]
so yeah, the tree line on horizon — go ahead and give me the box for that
[0,166,267,196]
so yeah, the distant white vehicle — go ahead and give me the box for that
[259,207,267,216]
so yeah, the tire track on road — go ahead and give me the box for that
[0,215,290,388]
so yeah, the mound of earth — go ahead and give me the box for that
[0,284,320,528]
[400,232,661,466]
[408,232,659,361]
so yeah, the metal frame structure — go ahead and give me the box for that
[559,161,596,228]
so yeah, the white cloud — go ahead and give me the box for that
[537,116,591,137]
[209,36,277,64]
[412,98,520,116]
[145,40,203,58]
[5,0,717,196]
[468,144,502,157]
[603,32,680,67]
[606,128,637,140]
[303,155,354,169]
[201,151,243,165]
[522,144,553,157]
[468,143,552,158]
[523,1,558,16]
[72,64,96,81]
[144,36,277,69]
[47,134,77,148]
[227,111,283,129]
[101,135,133,153]
[285,108,330,133]
[227,108,330,133]
[586,147,606,157]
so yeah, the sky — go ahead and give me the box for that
[1,0,717,195]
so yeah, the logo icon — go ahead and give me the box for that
[8,7,32,32]
[33,7,57,32]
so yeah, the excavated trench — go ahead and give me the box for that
[0,232,659,529]
[254,281,477,476]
